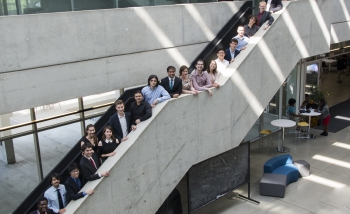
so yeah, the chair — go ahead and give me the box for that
[297,121,309,138]
[259,129,272,154]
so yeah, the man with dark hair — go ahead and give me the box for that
[80,143,109,184]
[142,75,171,108]
[44,173,67,214]
[160,66,182,98]
[190,59,213,96]
[64,162,93,203]
[225,38,240,63]
[29,197,54,214]
[233,26,249,51]
[215,48,229,73]
[108,100,133,143]
[130,90,152,126]
[256,1,274,30]
[244,15,260,37]
[265,0,283,13]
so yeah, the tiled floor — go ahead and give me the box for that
[178,126,350,214]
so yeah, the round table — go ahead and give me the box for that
[271,119,296,153]
[301,110,321,138]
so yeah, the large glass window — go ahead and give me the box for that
[282,65,298,117]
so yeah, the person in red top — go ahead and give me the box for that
[256,1,274,30]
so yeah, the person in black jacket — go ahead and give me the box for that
[108,100,133,143]
[64,162,93,203]
[256,1,274,30]
[160,66,182,98]
[80,143,109,184]
[28,197,54,214]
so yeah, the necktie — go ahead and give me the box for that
[170,79,174,90]
[90,158,97,169]
[75,178,81,189]
[56,189,64,209]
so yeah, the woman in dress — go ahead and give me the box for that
[207,60,221,88]
[315,98,330,136]
[97,126,120,163]
[81,124,98,155]
[179,65,199,95]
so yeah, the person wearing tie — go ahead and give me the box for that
[64,162,93,203]
[80,142,110,184]
[98,126,120,163]
[160,66,182,98]
[44,173,67,214]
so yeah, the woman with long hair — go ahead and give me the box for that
[207,60,221,88]
[81,124,99,155]
[179,65,199,95]
[97,126,120,163]
[316,98,330,136]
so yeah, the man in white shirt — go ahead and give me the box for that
[215,48,229,73]
[44,173,67,214]
[108,100,133,143]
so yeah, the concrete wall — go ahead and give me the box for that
[0,2,244,115]
[66,0,342,213]
[330,0,350,43]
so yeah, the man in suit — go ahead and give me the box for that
[44,173,67,214]
[29,197,54,214]
[160,66,182,98]
[225,38,240,63]
[80,143,109,184]
[256,1,274,30]
[265,0,283,13]
[108,100,134,143]
[64,162,93,203]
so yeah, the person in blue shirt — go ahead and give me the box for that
[286,98,299,120]
[233,26,250,51]
[142,75,171,108]
[64,162,93,203]
[44,173,67,214]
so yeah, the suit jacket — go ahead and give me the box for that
[80,153,101,185]
[160,76,182,98]
[108,112,132,143]
[256,11,274,27]
[28,209,54,214]
[64,176,85,203]
[224,48,240,62]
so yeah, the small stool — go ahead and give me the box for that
[259,129,272,154]
[293,160,310,177]
[260,173,287,198]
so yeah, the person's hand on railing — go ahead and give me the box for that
[131,125,137,131]
[121,137,128,142]
[101,171,110,177]
[108,151,116,157]
[86,189,94,195]
[207,89,213,96]
[58,208,66,213]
